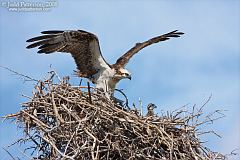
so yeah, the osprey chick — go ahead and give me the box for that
[26,30,184,97]
[146,103,157,117]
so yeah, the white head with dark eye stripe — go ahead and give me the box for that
[114,68,131,80]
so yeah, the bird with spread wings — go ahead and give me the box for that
[26,30,184,98]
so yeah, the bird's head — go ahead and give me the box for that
[114,68,132,81]
[147,103,157,110]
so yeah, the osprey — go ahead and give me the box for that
[26,30,184,98]
[146,103,157,117]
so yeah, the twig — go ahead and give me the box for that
[115,89,130,109]
[139,97,143,117]
[84,128,98,160]
[3,147,16,160]
[87,81,92,104]
[0,65,38,82]
[51,93,64,124]
[41,136,75,160]
[21,110,50,129]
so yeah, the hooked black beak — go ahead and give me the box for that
[128,75,132,80]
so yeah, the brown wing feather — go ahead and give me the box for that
[26,30,110,78]
[112,30,184,69]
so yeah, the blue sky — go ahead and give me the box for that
[0,0,239,159]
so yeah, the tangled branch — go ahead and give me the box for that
[3,72,228,160]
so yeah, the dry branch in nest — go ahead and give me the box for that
[4,73,227,160]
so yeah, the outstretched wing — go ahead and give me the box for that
[26,30,110,78]
[112,30,184,69]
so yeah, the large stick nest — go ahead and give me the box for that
[5,74,226,160]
